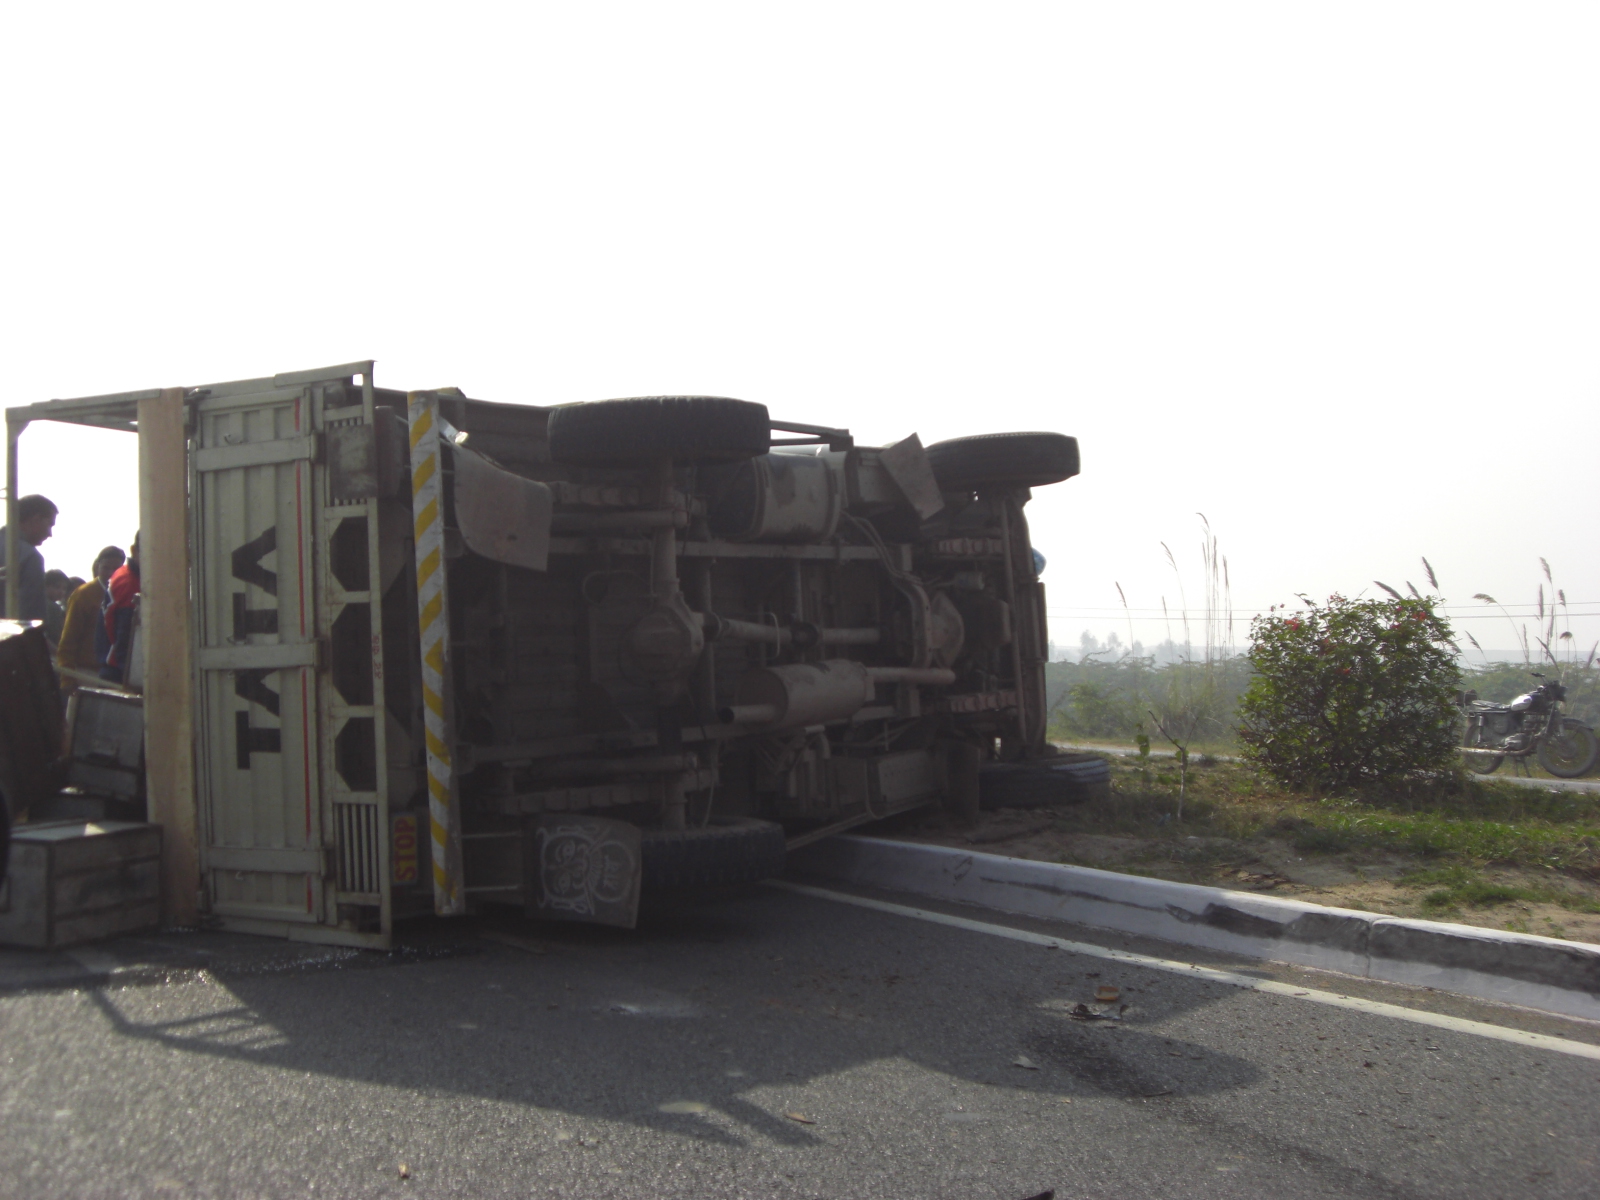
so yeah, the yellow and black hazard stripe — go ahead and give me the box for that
[407,392,463,915]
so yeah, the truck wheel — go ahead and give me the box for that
[925,432,1079,491]
[547,396,771,465]
[640,816,787,889]
[979,755,1110,810]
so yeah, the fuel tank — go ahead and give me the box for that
[708,452,842,543]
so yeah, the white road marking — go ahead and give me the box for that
[769,881,1600,1062]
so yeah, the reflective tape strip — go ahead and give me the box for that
[408,404,433,447]
[408,391,462,916]
[422,683,445,719]
[416,547,441,589]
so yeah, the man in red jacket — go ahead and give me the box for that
[101,532,140,685]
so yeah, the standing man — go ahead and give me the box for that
[58,546,125,688]
[0,494,59,620]
[101,532,141,685]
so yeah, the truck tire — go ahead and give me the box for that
[547,396,771,466]
[979,755,1110,810]
[640,816,787,889]
[925,432,1080,491]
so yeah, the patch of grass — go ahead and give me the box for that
[1305,808,1600,870]
[1088,755,1600,874]
[1419,882,1521,913]
[1400,865,1600,915]
[1369,776,1600,825]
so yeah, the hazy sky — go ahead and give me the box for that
[4,3,1595,664]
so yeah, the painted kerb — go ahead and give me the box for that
[789,836,1600,1022]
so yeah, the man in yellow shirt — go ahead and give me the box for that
[57,545,126,689]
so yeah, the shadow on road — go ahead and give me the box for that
[80,886,1261,1147]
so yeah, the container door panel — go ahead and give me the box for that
[191,367,391,946]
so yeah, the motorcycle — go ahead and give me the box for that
[1458,673,1599,778]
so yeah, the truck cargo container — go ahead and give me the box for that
[5,362,1078,947]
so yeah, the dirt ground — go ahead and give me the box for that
[886,806,1600,946]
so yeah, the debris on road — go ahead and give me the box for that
[1012,1054,1041,1070]
[1067,1003,1122,1022]
[398,1164,411,1180]
[785,1111,815,1125]
[1094,985,1121,1003]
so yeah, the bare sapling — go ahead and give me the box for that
[1146,707,1191,820]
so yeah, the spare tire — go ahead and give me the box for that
[979,755,1110,810]
[640,816,787,889]
[548,396,771,466]
[925,432,1080,491]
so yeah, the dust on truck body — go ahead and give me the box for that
[19,362,1079,948]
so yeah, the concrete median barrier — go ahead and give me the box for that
[788,835,1600,1022]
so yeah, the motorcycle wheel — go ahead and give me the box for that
[1459,717,1503,774]
[1537,721,1600,778]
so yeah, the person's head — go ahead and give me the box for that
[16,495,57,546]
[43,569,70,604]
[93,545,126,586]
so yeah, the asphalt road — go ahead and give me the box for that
[1,884,1597,1199]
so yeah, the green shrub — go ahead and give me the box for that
[1237,595,1460,791]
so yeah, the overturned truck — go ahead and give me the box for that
[18,364,1079,946]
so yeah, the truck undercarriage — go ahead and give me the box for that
[390,392,1078,927]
